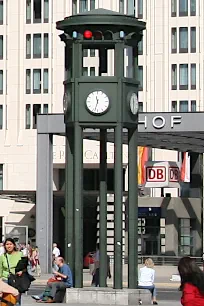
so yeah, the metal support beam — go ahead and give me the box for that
[114,125,123,289]
[36,133,53,274]
[65,126,74,275]
[74,124,83,288]
[99,129,107,287]
[128,128,138,288]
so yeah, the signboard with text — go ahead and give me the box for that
[145,161,180,188]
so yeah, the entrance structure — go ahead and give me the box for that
[55,8,145,289]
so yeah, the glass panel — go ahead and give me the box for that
[171,64,177,90]
[90,49,95,57]
[171,0,177,16]
[82,67,88,76]
[33,69,41,93]
[179,64,188,89]
[26,0,31,23]
[0,164,3,190]
[171,101,177,112]
[44,0,49,23]
[0,70,3,94]
[138,102,143,112]
[26,69,31,94]
[138,66,143,90]
[191,100,196,112]
[72,0,77,14]
[33,104,41,129]
[190,27,196,53]
[0,1,3,24]
[191,63,196,89]
[25,104,31,129]
[79,0,88,13]
[179,0,188,16]
[127,0,135,16]
[119,0,124,13]
[138,0,143,18]
[138,36,143,55]
[179,101,188,112]
[90,0,95,10]
[26,34,31,58]
[190,0,196,16]
[90,67,95,76]
[43,33,48,58]
[179,28,188,52]
[33,34,41,58]
[0,105,2,129]
[43,104,48,114]
[43,69,48,93]
[83,49,88,57]
[34,0,42,23]
[0,35,3,59]
[171,28,177,53]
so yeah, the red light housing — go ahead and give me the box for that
[84,30,93,39]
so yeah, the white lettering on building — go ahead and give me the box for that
[138,115,182,129]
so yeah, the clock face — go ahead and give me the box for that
[86,90,110,115]
[63,92,71,113]
[129,92,139,115]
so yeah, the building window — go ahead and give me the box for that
[138,102,143,112]
[138,66,143,91]
[90,49,95,57]
[178,219,194,256]
[127,0,135,16]
[33,34,41,58]
[179,100,188,112]
[179,0,188,16]
[43,34,49,58]
[90,0,95,10]
[0,1,3,25]
[79,0,88,13]
[179,64,188,90]
[72,0,77,14]
[90,67,95,76]
[26,34,31,59]
[171,101,177,112]
[43,69,48,93]
[171,64,177,90]
[83,49,88,57]
[179,28,188,53]
[26,69,31,94]
[171,28,177,53]
[33,0,41,23]
[171,0,177,16]
[33,104,41,129]
[190,0,196,16]
[43,104,48,114]
[119,0,124,13]
[0,105,2,129]
[190,63,196,90]
[26,0,31,23]
[82,67,88,76]
[138,36,143,55]
[25,104,31,129]
[44,0,49,23]
[33,69,41,94]
[191,100,196,111]
[0,164,3,190]
[138,0,143,19]
[0,70,3,94]
[0,35,3,59]
[190,27,196,53]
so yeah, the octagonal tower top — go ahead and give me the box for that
[56,8,146,37]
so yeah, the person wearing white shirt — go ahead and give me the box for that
[52,243,60,258]
[138,258,158,305]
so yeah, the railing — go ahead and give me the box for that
[109,255,203,266]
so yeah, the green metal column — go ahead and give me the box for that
[128,128,138,288]
[99,129,107,287]
[65,126,74,276]
[74,124,83,288]
[114,124,123,289]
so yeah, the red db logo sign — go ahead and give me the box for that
[146,166,166,182]
[169,167,180,182]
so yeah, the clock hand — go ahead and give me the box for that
[95,97,99,111]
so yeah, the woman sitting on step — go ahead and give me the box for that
[138,258,158,305]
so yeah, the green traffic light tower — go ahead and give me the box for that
[56,8,145,289]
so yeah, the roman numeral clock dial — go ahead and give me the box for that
[86,90,110,115]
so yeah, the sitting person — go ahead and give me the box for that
[0,279,19,306]
[32,257,73,303]
[138,258,158,305]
